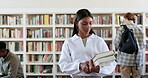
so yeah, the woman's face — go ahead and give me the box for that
[77,16,93,35]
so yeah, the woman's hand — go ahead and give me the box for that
[89,59,100,73]
[79,61,91,74]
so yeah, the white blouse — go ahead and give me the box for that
[59,34,117,77]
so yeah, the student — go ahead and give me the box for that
[114,13,146,78]
[59,9,117,78]
[0,41,24,78]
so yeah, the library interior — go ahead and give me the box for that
[0,0,148,78]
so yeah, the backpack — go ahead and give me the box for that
[119,25,138,54]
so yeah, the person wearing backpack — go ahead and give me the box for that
[114,12,146,78]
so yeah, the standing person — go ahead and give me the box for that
[59,9,117,78]
[114,12,146,78]
[0,41,24,78]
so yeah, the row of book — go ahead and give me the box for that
[6,42,23,52]
[93,15,112,25]
[93,28,112,38]
[0,14,144,26]
[27,14,53,25]
[55,28,66,38]
[3,41,64,52]
[55,14,75,25]
[27,29,53,38]
[4,41,111,53]
[55,42,64,52]
[27,54,53,63]
[2,28,148,39]
[55,14,113,25]
[0,15,22,25]
[37,28,73,38]
[0,28,23,38]
[67,28,73,38]
[0,28,73,39]
[27,42,53,52]
[0,28,114,39]
[26,65,53,74]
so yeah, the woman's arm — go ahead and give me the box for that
[58,40,81,74]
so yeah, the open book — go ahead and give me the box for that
[93,50,116,66]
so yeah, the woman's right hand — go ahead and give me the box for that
[79,61,91,74]
[89,59,100,73]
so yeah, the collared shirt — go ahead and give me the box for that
[0,50,24,78]
[59,34,117,77]
[114,23,146,66]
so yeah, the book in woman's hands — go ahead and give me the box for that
[92,50,116,66]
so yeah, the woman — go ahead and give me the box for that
[59,9,117,78]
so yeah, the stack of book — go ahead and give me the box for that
[93,50,116,66]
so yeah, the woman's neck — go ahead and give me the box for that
[78,33,90,39]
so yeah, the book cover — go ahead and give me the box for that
[93,50,116,66]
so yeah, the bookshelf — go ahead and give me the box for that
[0,8,148,78]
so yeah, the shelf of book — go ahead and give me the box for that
[0,8,148,78]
